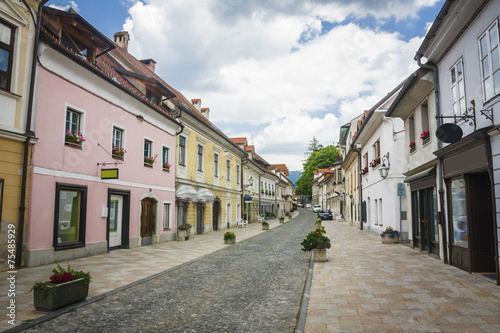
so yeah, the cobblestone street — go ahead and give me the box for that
[21,213,314,332]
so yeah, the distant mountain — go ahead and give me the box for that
[288,170,302,186]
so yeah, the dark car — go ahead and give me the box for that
[318,209,333,220]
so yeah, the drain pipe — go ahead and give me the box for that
[415,54,447,264]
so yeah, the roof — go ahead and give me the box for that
[231,137,247,144]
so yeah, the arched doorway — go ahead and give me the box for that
[141,198,156,246]
[213,200,220,231]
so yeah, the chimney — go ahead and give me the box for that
[201,107,210,120]
[191,98,201,111]
[114,31,130,51]
[140,59,156,73]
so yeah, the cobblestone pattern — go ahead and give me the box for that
[24,214,315,332]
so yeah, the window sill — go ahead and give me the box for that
[163,168,171,172]
[54,242,85,251]
[65,141,82,149]
[144,163,154,168]
[112,154,124,160]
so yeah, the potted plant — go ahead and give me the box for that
[301,227,331,262]
[369,157,381,168]
[163,162,171,171]
[262,221,269,230]
[144,156,155,167]
[380,226,400,244]
[279,216,285,223]
[112,146,126,159]
[360,166,368,175]
[64,130,85,148]
[224,231,236,244]
[409,141,416,152]
[420,130,430,143]
[31,262,91,311]
[177,224,192,241]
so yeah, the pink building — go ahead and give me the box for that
[25,7,182,266]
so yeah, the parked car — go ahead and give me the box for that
[318,209,333,220]
[312,205,321,213]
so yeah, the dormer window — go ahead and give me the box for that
[146,88,160,106]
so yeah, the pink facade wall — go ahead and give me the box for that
[27,67,177,251]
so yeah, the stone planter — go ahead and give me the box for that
[33,278,89,312]
[279,217,285,223]
[224,238,236,245]
[381,233,400,244]
[177,230,190,241]
[262,223,269,230]
[313,248,328,262]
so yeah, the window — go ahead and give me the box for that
[227,159,231,182]
[163,203,171,230]
[363,153,368,168]
[450,178,468,248]
[479,21,500,100]
[214,153,219,177]
[0,19,15,91]
[197,145,203,172]
[236,165,240,184]
[450,59,466,115]
[54,183,87,249]
[162,146,170,170]
[112,127,124,158]
[409,115,415,151]
[146,88,159,106]
[373,140,380,160]
[66,109,81,136]
[144,139,153,166]
[178,136,186,166]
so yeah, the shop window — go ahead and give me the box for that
[54,183,87,250]
[450,178,468,248]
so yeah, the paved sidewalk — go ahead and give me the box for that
[0,213,297,332]
[305,220,500,333]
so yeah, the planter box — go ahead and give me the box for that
[65,141,82,149]
[313,248,328,262]
[381,234,400,244]
[177,230,190,241]
[112,154,124,160]
[262,224,269,230]
[33,278,88,312]
[279,218,285,223]
[224,238,235,244]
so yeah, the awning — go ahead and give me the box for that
[197,188,214,204]
[404,167,436,183]
[176,185,198,202]
[244,194,253,202]
[404,166,436,191]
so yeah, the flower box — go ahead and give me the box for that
[313,248,328,262]
[224,231,236,244]
[262,223,269,230]
[33,278,88,311]
[65,141,82,149]
[112,154,124,160]
[380,226,400,244]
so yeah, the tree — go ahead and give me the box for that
[295,145,340,198]
[304,137,323,159]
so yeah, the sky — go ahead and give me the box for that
[46,0,445,171]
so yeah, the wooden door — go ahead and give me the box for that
[197,203,204,235]
[141,198,154,237]
[213,201,220,231]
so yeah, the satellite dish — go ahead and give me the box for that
[435,123,463,144]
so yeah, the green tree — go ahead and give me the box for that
[304,137,323,159]
[295,145,340,198]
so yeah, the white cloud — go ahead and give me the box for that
[122,0,440,170]
[48,0,79,12]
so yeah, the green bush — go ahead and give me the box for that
[301,231,331,251]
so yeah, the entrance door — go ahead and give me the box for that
[412,187,439,255]
[467,172,496,274]
[141,198,155,245]
[109,195,123,248]
[197,203,204,235]
[213,201,220,231]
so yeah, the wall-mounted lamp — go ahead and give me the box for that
[378,153,390,179]
[136,114,144,122]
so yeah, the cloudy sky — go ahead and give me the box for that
[47,0,444,171]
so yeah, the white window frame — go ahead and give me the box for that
[63,103,86,145]
[450,58,466,116]
[162,202,172,230]
[214,152,219,177]
[479,20,500,101]
[162,145,171,169]
[197,144,204,172]
[178,135,186,166]
[144,138,153,165]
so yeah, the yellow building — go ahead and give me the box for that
[0,0,41,269]
[173,98,245,235]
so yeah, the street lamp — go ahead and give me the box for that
[379,153,390,179]
[243,176,253,188]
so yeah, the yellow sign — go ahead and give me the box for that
[101,168,119,179]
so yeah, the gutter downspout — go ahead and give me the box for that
[350,145,363,230]
[416,55,447,264]
[16,0,49,268]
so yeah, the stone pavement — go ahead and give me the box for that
[0,213,298,332]
[304,220,500,333]
[17,211,313,333]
